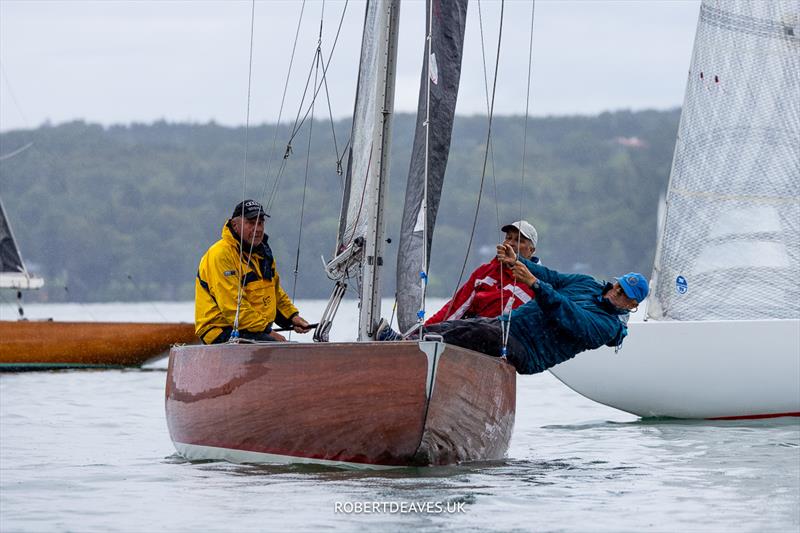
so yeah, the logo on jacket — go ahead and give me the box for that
[675,275,688,294]
[224,270,236,277]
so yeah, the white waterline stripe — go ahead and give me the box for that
[173,442,404,470]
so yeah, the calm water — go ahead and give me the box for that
[1,301,799,532]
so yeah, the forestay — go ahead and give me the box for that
[648,0,800,321]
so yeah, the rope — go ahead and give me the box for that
[444,0,505,321]
[233,0,258,337]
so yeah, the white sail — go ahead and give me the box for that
[648,0,800,321]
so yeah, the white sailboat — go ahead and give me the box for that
[550,0,800,420]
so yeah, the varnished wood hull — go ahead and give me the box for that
[0,321,197,369]
[165,341,516,468]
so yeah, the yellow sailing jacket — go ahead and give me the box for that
[195,222,298,344]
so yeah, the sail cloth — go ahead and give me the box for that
[0,200,24,275]
[648,0,799,321]
[334,0,395,262]
[397,0,468,332]
[0,198,43,289]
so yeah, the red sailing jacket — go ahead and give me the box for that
[426,257,539,325]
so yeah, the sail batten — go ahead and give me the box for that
[648,0,800,322]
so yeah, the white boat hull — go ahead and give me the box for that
[549,319,800,419]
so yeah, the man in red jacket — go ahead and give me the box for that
[427,220,540,325]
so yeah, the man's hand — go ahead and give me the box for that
[496,243,517,267]
[269,331,287,342]
[511,260,537,286]
[291,315,312,333]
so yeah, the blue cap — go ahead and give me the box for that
[617,272,649,303]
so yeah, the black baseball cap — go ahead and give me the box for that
[231,199,269,220]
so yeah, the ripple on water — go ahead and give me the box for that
[1,360,798,532]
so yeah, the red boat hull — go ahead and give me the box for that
[165,341,516,468]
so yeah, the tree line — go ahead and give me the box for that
[0,108,679,302]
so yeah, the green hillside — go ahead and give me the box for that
[0,109,679,302]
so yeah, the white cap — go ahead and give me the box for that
[501,220,538,247]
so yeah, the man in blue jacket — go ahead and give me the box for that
[377,243,648,375]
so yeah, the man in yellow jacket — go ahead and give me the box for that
[195,199,312,344]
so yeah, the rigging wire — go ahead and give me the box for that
[416,0,435,335]
[290,3,325,309]
[477,0,509,343]
[285,5,348,146]
[319,51,348,177]
[477,0,502,232]
[0,62,30,126]
[288,48,324,151]
[232,0,258,337]
[264,0,350,214]
[443,0,505,321]
[258,0,308,215]
[502,0,537,352]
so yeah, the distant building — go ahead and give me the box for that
[614,136,647,148]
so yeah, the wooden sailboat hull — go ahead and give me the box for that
[165,341,516,468]
[0,321,197,369]
[550,319,800,420]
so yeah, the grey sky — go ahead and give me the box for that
[0,0,701,132]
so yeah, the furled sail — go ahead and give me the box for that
[648,0,800,321]
[0,197,44,289]
[396,0,468,332]
[332,0,398,264]
[325,0,399,340]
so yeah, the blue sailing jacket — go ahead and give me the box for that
[503,258,629,374]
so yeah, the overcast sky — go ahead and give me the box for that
[0,0,701,132]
